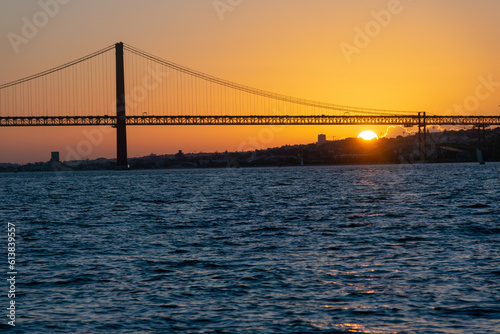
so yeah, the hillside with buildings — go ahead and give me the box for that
[2,127,500,172]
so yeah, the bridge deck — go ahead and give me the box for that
[0,115,499,127]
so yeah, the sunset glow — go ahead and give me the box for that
[1,1,500,164]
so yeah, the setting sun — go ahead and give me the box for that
[358,131,378,141]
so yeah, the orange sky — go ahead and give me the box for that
[1,0,500,163]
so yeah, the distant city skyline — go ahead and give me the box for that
[4,126,498,171]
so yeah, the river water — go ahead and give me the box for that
[0,163,499,333]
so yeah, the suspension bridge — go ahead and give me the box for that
[1,42,499,166]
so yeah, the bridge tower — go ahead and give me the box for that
[115,42,128,167]
[418,112,427,161]
[475,123,487,150]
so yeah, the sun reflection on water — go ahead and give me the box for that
[311,321,390,333]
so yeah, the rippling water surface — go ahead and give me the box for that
[1,163,499,333]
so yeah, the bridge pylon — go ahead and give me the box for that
[418,112,427,161]
[115,42,128,168]
[475,123,487,150]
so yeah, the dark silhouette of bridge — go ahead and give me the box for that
[1,42,499,166]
